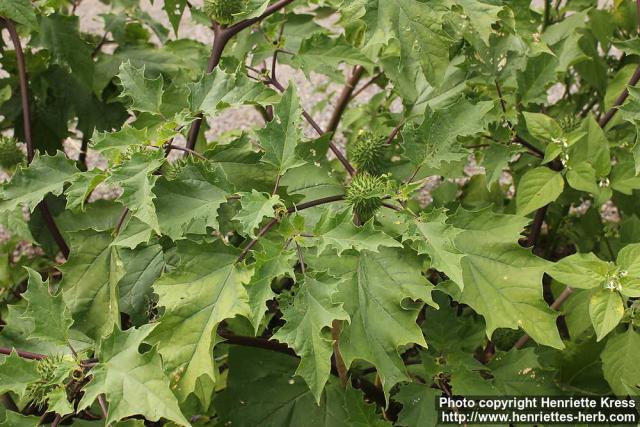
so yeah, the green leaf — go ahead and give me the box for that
[394,383,440,427]
[516,167,564,215]
[65,169,107,212]
[568,116,611,177]
[78,325,190,426]
[118,244,164,326]
[362,0,451,87]
[45,387,75,417]
[0,351,39,399]
[246,241,296,334]
[422,291,485,355]
[542,9,588,46]
[404,208,464,287]
[482,144,522,187]
[618,242,640,272]
[313,208,402,256]
[215,346,380,427]
[154,160,228,240]
[450,347,555,395]
[112,217,154,250]
[163,0,187,33]
[544,14,588,74]
[0,410,40,427]
[90,126,149,161]
[451,208,564,349]
[601,328,640,396]
[343,385,392,426]
[117,61,164,115]
[273,274,348,402]
[149,241,252,405]
[204,134,278,192]
[0,302,77,357]
[566,162,600,195]
[336,247,436,400]
[619,85,640,129]
[589,288,624,342]
[454,0,503,45]
[523,112,563,142]
[61,230,124,340]
[233,190,283,238]
[0,151,78,214]
[257,85,306,176]
[293,34,374,81]
[188,69,278,116]
[403,99,493,171]
[487,348,558,394]
[548,252,611,289]
[281,162,343,201]
[610,161,640,195]
[106,150,164,233]
[617,243,640,297]
[517,53,558,105]
[0,0,37,30]
[20,268,73,345]
[39,15,94,89]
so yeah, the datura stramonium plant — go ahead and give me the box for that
[1,0,640,425]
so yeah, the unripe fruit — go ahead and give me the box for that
[0,136,24,169]
[346,173,389,220]
[204,0,248,25]
[25,355,64,409]
[349,131,387,175]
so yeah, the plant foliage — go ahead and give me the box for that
[1,0,640,425]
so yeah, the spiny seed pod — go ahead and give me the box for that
[349,131,387,175]
[0,136,24,169]
[25,381,49,409]
[491,328,521,351]
[203,0,248,25]
[25,355,65,409]
[346,173,390,220]
[36,354,64,378]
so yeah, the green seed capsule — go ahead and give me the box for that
[346,173,389,220]
[25,355,65,409]
[349,131,387,175]
[203,0,248,25]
